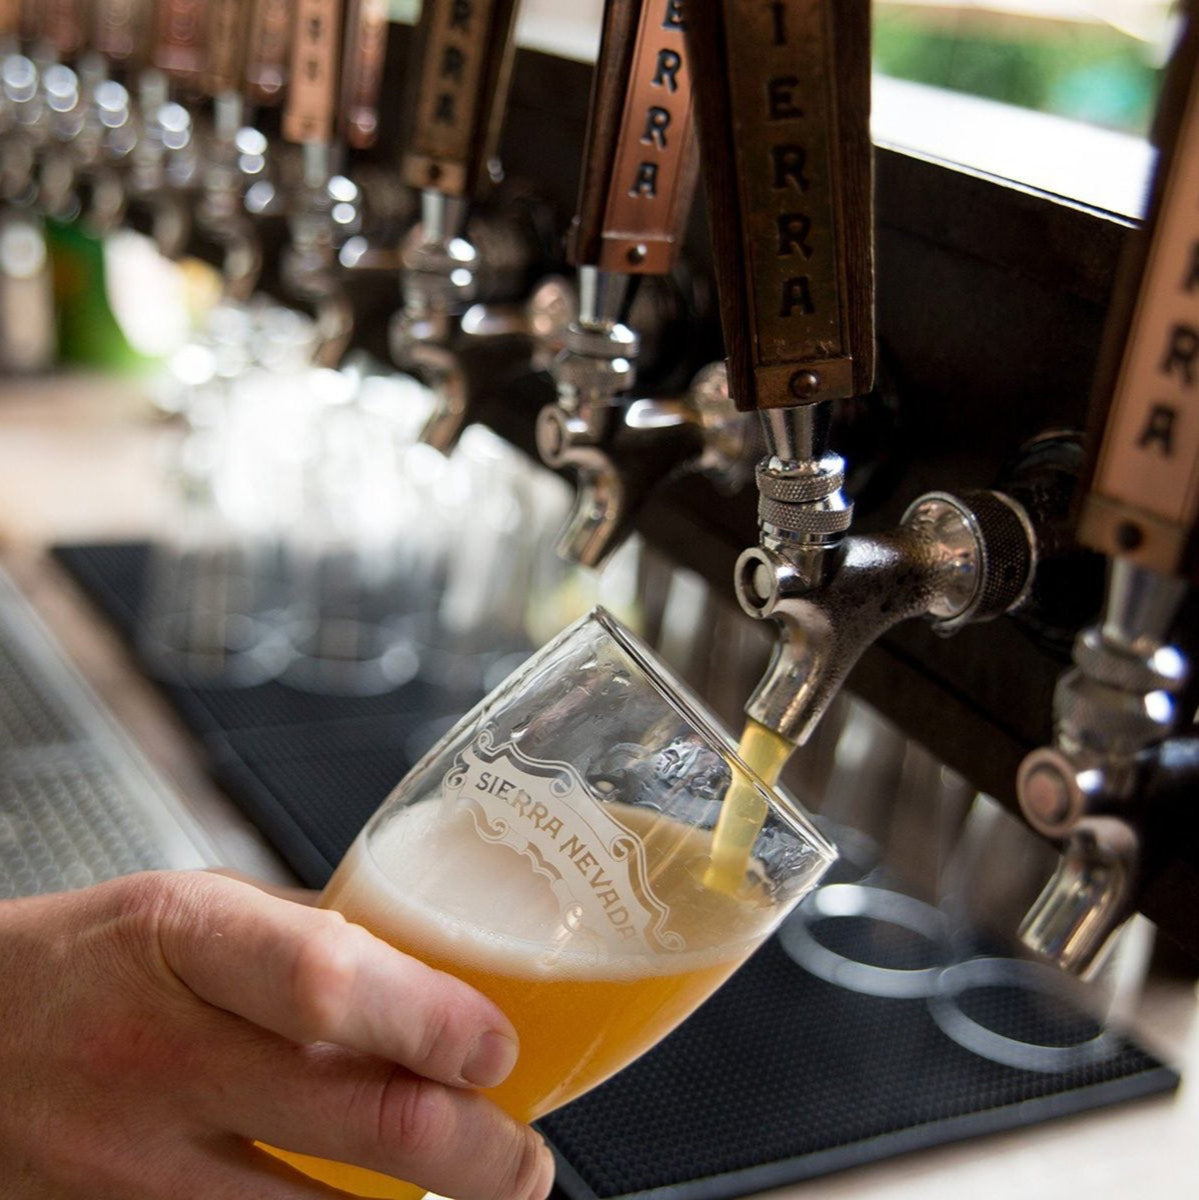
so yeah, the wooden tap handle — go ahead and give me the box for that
[684,0,874,412]
[1077,8,1199,581]
[204,0,251,96]
[244,0,294,106]
[0,0,19,41]
[283,0,343,145]
[41,0,86,58]
[339,0,388,149]
[569,0,697,277]
[153,0,207,87]
[401,0,521,199]
[93,0,150,65]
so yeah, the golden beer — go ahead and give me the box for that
[266,798,785,1198]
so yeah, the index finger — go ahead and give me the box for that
[154,871,520,1091]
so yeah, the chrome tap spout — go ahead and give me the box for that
[739,489,1034,745]
[539,325,751,569]
[1016,564,1189,973]
[1019,820,1138,974]
[538,393,716,568]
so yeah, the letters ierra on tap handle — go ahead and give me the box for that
[1077,11,1199,583]
[683,0,874,412]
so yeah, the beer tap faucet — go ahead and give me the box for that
[684,1,1035,756]
[388,0,523,453]
[536,0,749,569]
[190,0,263,305]
[123,0,206,261]
[280,0,354,366]
[1016,13,1199,974]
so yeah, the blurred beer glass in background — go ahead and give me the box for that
[279,366,434,696]
[138,302,321,688]
[264,607,836,1198]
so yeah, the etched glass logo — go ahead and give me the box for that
[442,728,685,954]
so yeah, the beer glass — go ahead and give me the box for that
[266,609,836,1198]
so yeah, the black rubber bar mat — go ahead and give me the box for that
[54,541,471,884]
[54,542,1180,1200]
[539,931,1176,1200]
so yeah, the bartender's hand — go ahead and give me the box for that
[0,869,555,1200]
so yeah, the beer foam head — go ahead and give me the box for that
[327,799,777,980]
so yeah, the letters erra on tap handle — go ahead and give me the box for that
[570,0,697,280]
[1077,10,1199,581]
[402,0,522,201]
[682,0,874,412]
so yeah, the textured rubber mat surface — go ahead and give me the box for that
[539,932,1175,1200]
[55,542,472,885]
[55,542,1180,1200]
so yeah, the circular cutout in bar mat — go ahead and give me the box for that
[537,932,1176,1200]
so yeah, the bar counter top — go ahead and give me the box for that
[0,372,1196,1199]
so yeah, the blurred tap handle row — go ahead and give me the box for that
[568,0,696,280]
[2,0,391,151]
[684,0,874,413]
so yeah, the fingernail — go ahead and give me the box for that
[462,1029,519,1087]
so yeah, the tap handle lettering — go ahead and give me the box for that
[245,0,294,106]
[283,0,343,144]
[684,0,873,412]
[1078,13,1199,581]
[569,0,697,277]
[401,0,521,199]
[339,0,388,149]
